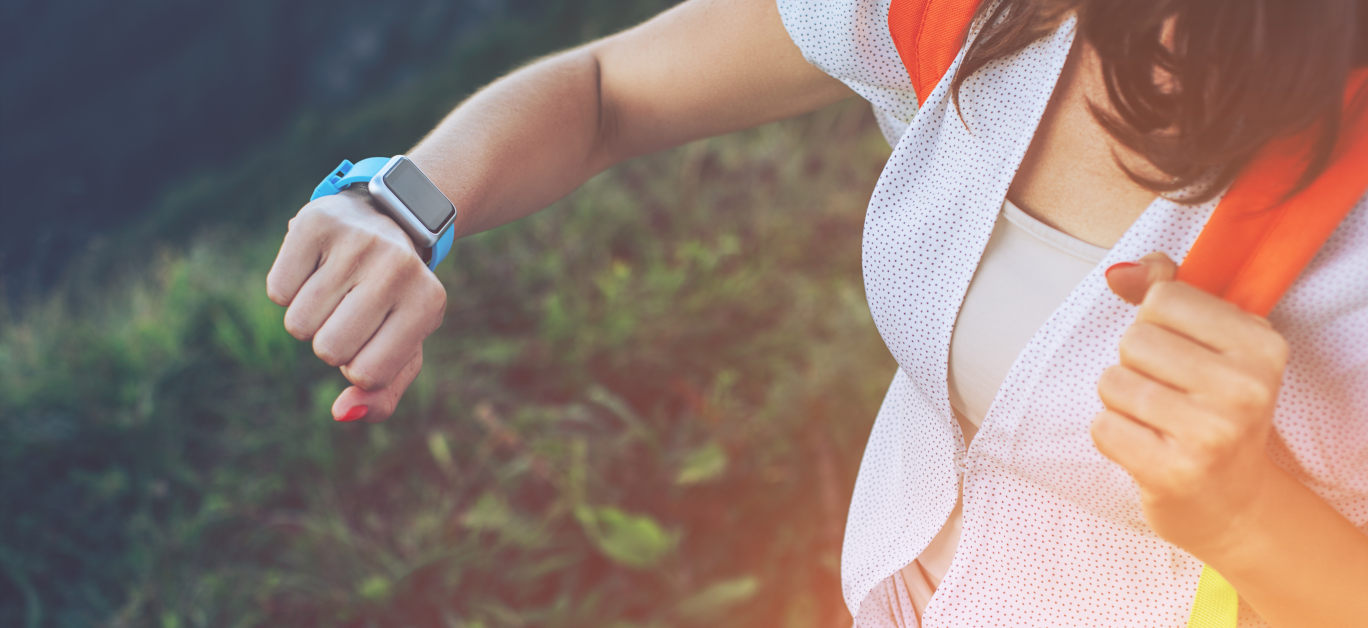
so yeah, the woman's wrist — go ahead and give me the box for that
[1194,455,1285,576]
[1197,456,1368,627]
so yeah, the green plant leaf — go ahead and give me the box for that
[357,575,391,601]
[675,575,760,621]
[675,443,727,486]
[574,505,678,569]
[427,431,455,474]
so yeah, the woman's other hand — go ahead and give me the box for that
[265,188,447,422]
[1093,252,1289,559]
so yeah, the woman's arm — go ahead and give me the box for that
[1216,461,1368,627]
[413,0,854,240]
[1097,254,1368,627]
[266,0,854,422]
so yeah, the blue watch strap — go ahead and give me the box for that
[310,157,391,201]
[311,157,455,271]
[427,225,455,271]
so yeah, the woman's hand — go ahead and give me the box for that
[266,189,447,422]
[1092,252,1289,559]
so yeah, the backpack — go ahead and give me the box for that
[887,0,1368,625]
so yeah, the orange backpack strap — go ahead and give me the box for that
[1178,70,1366,628]
[887,0,984,100]
[1177,69,1368,317]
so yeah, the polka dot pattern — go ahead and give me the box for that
[776,1,1368,625]
[775,0,920,145]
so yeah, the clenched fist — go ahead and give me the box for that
[1094,252,1289,560]
[266,188,447,422]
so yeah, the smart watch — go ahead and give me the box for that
[311,155,457,271]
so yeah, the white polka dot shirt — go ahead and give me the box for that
[774,1,1368,625]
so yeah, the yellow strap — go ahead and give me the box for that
[1187,564,1239,628]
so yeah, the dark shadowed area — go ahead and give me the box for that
[1,0,644,301]
[0,2,895,626]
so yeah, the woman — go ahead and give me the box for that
[265,0,1368,624]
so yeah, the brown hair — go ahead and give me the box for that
[951,0,1368,203]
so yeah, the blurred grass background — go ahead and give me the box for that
[0,2,896,626]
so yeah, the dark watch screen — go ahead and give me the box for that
[383,158,455,233]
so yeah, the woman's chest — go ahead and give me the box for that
[1005,39,1158,249]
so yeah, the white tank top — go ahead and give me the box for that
[948,197,1111,442]
[878,197,1110,624]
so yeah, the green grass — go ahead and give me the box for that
[0,54,896,628]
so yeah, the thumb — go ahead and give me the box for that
[1105,251,1178,305]
[330,349,424,423]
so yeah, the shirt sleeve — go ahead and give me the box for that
[775,0,921,141]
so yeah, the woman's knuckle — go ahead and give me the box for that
[1119,323,1161,361]
[374,242,402,265]
[313,337,344,367]
[1088,417,1104,444]
[404,254,432,282]
[347,363,383,391]
[1117,325,1141,356]
[283,312,311,340]
[425,277,448,310]
[291,206,321,228]
[306,207,343,235]
[367,232,394,254]
[426,311,446,336]
[1140,280,1177,311]
[265,279,289,306]
[333,247,365,279]
[377,247,417,279]
[1098,365,1126,393]
[1264,332,1290,369]
[1187,420,1234,458]
[1186,427,1229,468]
[402,269,439,304]
[1089,414,1114,449]
[1134,381,1168,419]
[1222,370,1272,412]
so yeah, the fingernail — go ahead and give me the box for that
[336,405,369,422]
[1105,261,1140,277]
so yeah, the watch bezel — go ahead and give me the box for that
[366,155,456,250]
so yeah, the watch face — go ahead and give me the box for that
[382,158,455,233]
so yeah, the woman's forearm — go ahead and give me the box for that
[404,0,852,242]
[1209,460,1368,627]
[407,47,613,240]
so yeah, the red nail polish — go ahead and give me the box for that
[1105,262,1140,276]
[337,405,369,422]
